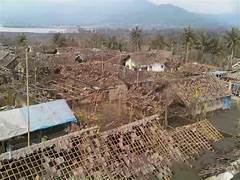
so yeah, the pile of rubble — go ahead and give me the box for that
[57,48,120,64]
[125,84,174,117]
[109,50,181,72]
[0,45,19,69]
[58,63,125,89]
[179,63,219,76]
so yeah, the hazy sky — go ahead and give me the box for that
[1,0,238,14]
[150,0,238,14]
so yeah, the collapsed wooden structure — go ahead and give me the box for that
[0,116,223,180]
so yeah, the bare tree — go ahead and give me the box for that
[149,35,168,50]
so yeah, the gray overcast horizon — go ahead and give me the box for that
[1,0,239,15]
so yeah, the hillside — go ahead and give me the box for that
[1,0,237,28]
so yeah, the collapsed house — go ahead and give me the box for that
[46,63,129,105]
[75,48,120,63]
[56,48,120,64]
[124,82,174,118]
[0,115,223,180]
[0,48,19,70]
[222,71,240,96]
[27,64,232,129]
[111,50,177,72]
[0,99,76,153]
[35,62,152,106]
[173,75,231,117]
[0,45,20,85]
[179,63,219,76]
[16,52,59,81]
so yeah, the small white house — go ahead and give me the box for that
[122,51,171,72]
[147,63,166,72]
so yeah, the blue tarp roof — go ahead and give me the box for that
[0,99,76,141]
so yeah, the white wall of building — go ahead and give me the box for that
[147,63,165,72]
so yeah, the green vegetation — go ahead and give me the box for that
[2,26,240,69]
[224,27,240,68]
[130,26,143,51]
[52,33,67,47]
[15,33,28,46]
[149,35,168,50]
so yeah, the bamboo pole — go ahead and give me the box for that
[26,48,30,147]
[164,106,168,128]
[137,71,139,87]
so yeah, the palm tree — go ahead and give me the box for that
[106,36,119,50]
[52,33,66,47]
[183,26,195,63]
[166,38,177,55]
[130,26,143,51]
[195,32,217,62]
[224,27,240,69]
[195,33,213,52]
[149,35,168,50]
[16,33,28,46]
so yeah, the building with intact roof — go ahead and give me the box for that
[0,99,77,153]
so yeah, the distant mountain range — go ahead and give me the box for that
[1,0,238,28]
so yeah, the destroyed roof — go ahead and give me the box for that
[173,75,230,106]
[110,50,172,66]
[58,63,127,88]
[179,63,219,75]
[58,48,120,63]
[0,117,222,180]
[225,71,240,81]
[130,51,172,65]
[39,63,129,102]
[0,50,19,68]
[171,120,223,159]
[125,83,175,116]
[0,99,76,141]
[128,50,172,66]
[104,63,153,85]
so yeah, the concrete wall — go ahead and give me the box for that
[148,63,165,72]
[192,96,231,116]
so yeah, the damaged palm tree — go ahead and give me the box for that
[183,26,196,63]
[224,27,240,70]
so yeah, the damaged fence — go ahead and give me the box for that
[0,117,222,180]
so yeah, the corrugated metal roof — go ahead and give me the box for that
[0,99,76,141]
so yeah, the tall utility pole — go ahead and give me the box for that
[26,47,30,147]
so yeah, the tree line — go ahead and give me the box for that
[1,26,240,68]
